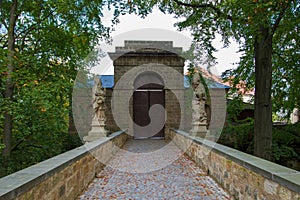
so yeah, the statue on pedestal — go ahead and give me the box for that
[83,76,108,142]
[93,79,106,122]
[190,72,208,137]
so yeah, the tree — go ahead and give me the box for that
[0,0,111,158]
[113,0,299,160]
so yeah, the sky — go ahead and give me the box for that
[92,8,241,76]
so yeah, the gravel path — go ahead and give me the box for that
[78,139,231,200]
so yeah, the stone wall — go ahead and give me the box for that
[107,41,186,137]
[105,89,119,133]
[0,131,128,200]
[165,89,184,131]
[72,84,93,139]
[166,129,300,200]
[208,88,227,138]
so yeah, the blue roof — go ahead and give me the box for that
[205,78,230,89]
[99,75,114,88]
[184,76,191,88]
[83,75,114,89]
[184,75,230,89]
[84,75,228,89]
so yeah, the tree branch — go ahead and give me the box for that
[11,139,25,151]
[172,0,233,21]
[273,50,289,65]
[19,26,37,50]
[15,7,58,51]
[1,19,8,30]
[12,142,43,151]
[273,49,298,67]
[6,0,18,89]
[271,2,290,35]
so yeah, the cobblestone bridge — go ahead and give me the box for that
[0,130,299,200]
[79,139,230,199]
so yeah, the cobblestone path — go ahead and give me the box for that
[79,139,231,200]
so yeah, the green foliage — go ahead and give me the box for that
[221,96,299,167]
[1,0,112,176]
[272,144,298,162]
[0,133,82,177]
[186,64,196,84]
[219,120,254,153]
[226,96,245,122]
[0,76,84,177]
[214,0,299,115]
[113,0,299,159]
[0,144,4,152]
[272,123,300,162]
[220,122,300,169]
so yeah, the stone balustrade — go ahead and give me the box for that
[167,129,300,200]
[0,130,128,200]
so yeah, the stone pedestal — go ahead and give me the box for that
[83,76,109,143]
[83,118,108,142]
[190,122,207,138]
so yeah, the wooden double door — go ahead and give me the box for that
[133,89,165,139]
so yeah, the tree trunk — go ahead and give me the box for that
[253,25,273,160]
[2,0,18,158]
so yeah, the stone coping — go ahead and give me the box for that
[0,130,126,199]
[109,52,184,62]
[171,129,300,194]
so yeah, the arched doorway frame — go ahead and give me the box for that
[133,71,165,139]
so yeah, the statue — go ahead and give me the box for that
[83,76,108,142]
[192,72,207,123]
[190,72,208,137]
[93,77,106,122]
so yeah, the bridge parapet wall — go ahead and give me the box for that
[167,129,300,200]
[0,130,128,200]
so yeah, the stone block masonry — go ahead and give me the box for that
[167,129,300,200]
[208,88,227,138]
[107,40,186,137]
[105,89,119,133]
[165,89,184,131]
[0,131,128,200]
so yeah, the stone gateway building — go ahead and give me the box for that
[106,40,186,139]
[73,40,228,141]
